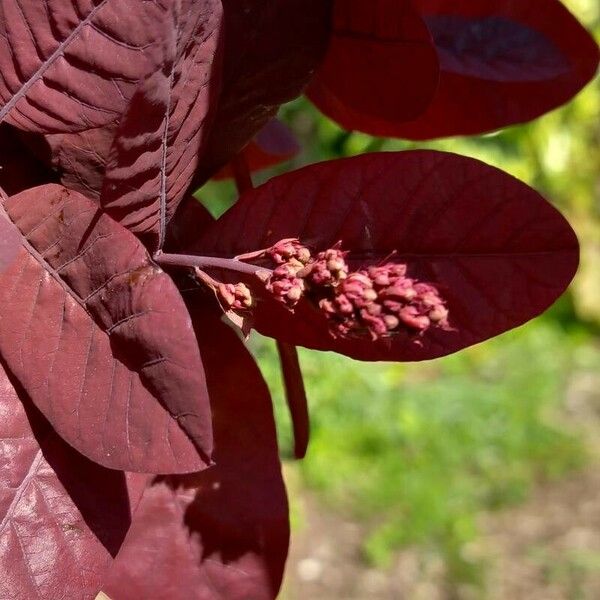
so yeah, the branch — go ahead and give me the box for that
[277,341,310,459]
[154,252,268,276]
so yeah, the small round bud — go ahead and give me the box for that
[287,286,303,302]
[383,315,400,331]
[428,305,449,324]
[217,282,254,311]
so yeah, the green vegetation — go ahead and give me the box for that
[253,314,599,586]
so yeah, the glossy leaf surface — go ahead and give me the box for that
[0,362,144,599]
[198,151,579,361]
[0,0,166,133]
[104,304,289,600]
[394,0,600,138]
[307,0,440,135]
[0,184,212,473]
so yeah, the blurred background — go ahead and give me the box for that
[199,1,600,597]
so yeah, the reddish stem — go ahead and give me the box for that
[277,341,310,459]
[154,252,266,276]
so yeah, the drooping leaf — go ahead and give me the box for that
[213,119,300,180]
[0,0,169,133]
[104,303,289,600]
[193,0,332,184]
[197,151,579,361]
[0,183,212,473]
[101,0,223,250]
[392,0,600,138]
[0,361,146,600]
[306,0,440,135]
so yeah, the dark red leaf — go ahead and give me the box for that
[197,151,579,361]
[0,0,168,133]
[0,184,212,473]
[306,0,440,135]
[104,303,289,600]
[101,0,223,250]
[213,119,300,180]
[193,0,332,184]
[392,0,600,138]
[165,195,216,254]
[0,189,21,271]
[43,126,118,201]
[0,361,146,600]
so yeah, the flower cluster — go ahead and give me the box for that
[302,246,349,287]
[217,282,253,311]
[254,238,449,341]
[262,238,311,308]
[321,266,449,340]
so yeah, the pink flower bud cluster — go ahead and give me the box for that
[266,238,312,266]
[320,265,449,340]
[216,282,253,311]
[257,238,450,341]
[261,238,311,308]
[266,262,306,308]
[303,246,349,287]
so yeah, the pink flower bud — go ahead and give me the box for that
[360,310,388,338]
[287,286,303,303]
[312,258,449,341]
[266,264,306,309]
[217,282,253,311]
[334,294,354,315]
[399,306,430,330]
[383,315,400,331]
[268,238,312,265]
[307,247,349,287]
[258,241,449,339]
[429,305,449,324]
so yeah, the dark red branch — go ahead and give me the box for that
[276,341,310,459]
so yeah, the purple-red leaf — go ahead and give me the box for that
[0,184,212,473]
[306,0,440,135]
[193,0,332,184]
[393,0,600,138]
[0,361,146,600]
[104,303,289,600]
[43,126,118,201]
[197,151,579,361]
[213,119,300,180]
[165,195,216,254]
[0,199,20,271]
[0,0,167,133]
[101,0,223,250]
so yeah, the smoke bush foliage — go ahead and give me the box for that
[0,1,598,598]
